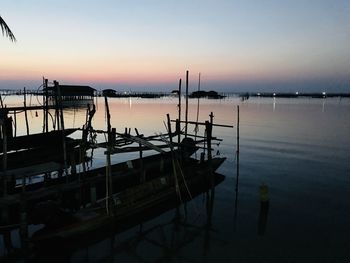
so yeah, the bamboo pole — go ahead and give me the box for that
[104,96,113,215]
[135,128,145,183]
[206,112,215,226]
[55,81,68,181]
[45,78,49,133]
[235,106,240,192]
[23,87,29,136]
[234,105,240,230]
[2,120,7,196]
[178,78,182,147]
[185,70,189,138]
[13,110,17,137]
[194,73,201,141]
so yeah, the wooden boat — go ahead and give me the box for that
[0,137,80,171]
[6,138,197,192]
[0,144,198,227]
[30,157,226,248]
[0,129,77,152]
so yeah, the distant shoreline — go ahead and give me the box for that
[1,89,350,99]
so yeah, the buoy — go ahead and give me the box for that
[259,183,269,202]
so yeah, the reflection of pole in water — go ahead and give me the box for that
[273,97,276,112]
[234,105,240,231]
[258,183,269,236]
[202,223,211,257]
[128,97,132,109]
[322,98,325,112]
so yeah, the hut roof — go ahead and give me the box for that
[103,89,116,92]
[45,85,96,96]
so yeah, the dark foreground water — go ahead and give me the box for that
[1,96,350,262]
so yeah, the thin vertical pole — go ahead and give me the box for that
[135,128,145,183]
[178,78,182,146]
[194,73,201,144]
[234,105,240,230]
[45,78,49,133]
[235,106,240,192]
[23,88,29,135]
[167,113,180,216]
[13,110,17,137]
[105,96,113,215]
[55,81,68,181]
[205,116,214,226]
[0,93,3,108]
[185,70,189,138]
[2,121,7,196]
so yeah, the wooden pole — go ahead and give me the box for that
[45,78,49,133]
[167,113,181,216]
[13,110,17,137]
[194,73,201,160]
[55,81,68,181]
[235,106,240,192]
[2,121,7,196]
[23,87,29,135]
[135,128,145,183]
[234,105,240,230]
[185,70,189,138]
[206,112,215,226]
[178,78,182,147]
[104,96,113,215]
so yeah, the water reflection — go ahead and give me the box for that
[257,183,269,236]
[29,194,219,262]
[2,96,350,262]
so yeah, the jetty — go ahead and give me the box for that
[0,73,233,260]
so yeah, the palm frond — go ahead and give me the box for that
[0,15,16,42]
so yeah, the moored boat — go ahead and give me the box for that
[30,157,226,249]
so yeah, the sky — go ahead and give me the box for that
[1,0,350,92]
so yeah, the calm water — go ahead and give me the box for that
[1,96,350,262]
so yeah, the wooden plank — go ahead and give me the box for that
[116,134,166,153]
[171,119,233,128]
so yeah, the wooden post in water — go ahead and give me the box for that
[13,110,17,137]
[236,105,240,192]
[167,113,180,217]
[206,112,215,226]
[0,93,3,108]
[185,70,189,138]
[194,73,201,143]
[55,81,69,181]
[44,78,49,133]
[135,128,145,183]
[23,87,30,135]
[234,105,240,230]
[1,118,7,196]
[178,78,182,147]
[104,96,113,215]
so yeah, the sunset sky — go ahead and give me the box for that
[1,0,349,92]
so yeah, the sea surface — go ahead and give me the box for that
[1,95,350,262]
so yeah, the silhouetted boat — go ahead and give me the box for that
[30,157,226,248]
[0,138,80,171]
[0,144,199,228]
[0,129,77,152]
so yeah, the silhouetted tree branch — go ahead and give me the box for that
[0,15,16,42]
